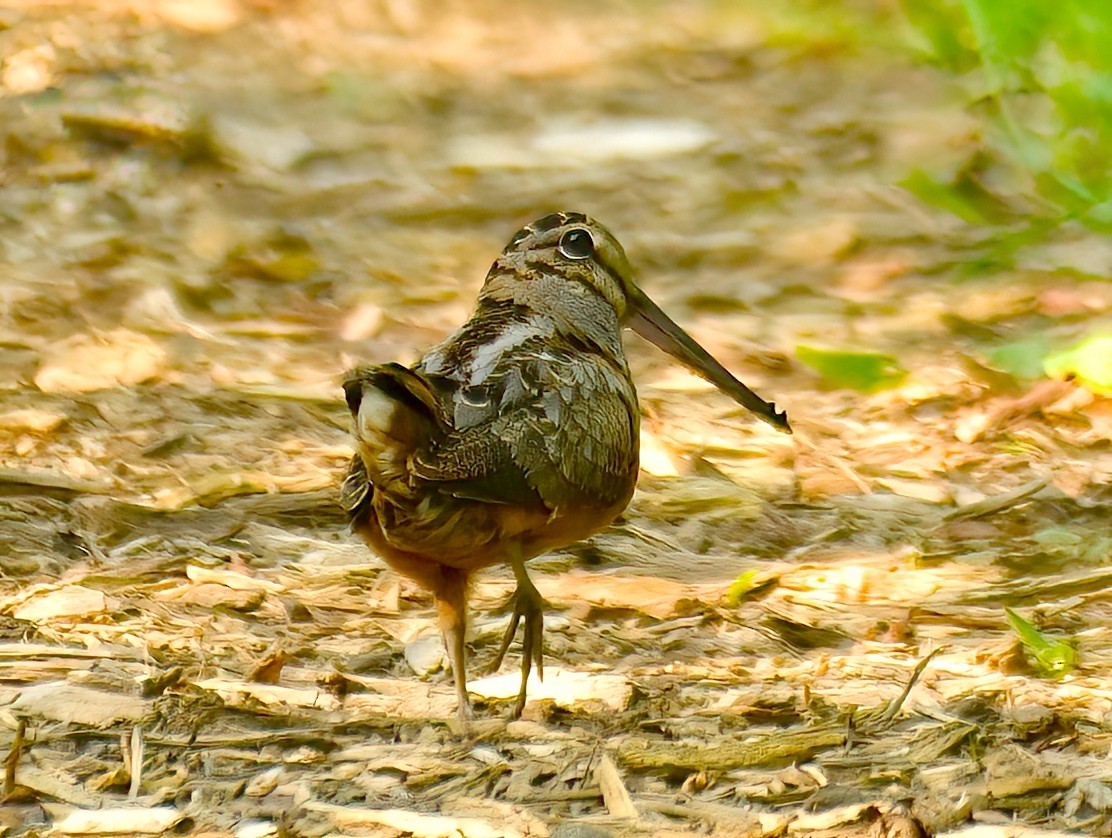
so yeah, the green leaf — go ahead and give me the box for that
[725,570,758,607]
[985,337,1051,380]
[1005,607,1078,678]
[1043,334,1112,395]
[796,345,907,392]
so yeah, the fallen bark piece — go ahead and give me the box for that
[342,689,460,721]
[944,477,1051,521]
[234,820,279,838]
[0,408,66,434]
[327,672,460,720]
[1063,778,1112,817]
[0,466,112,495]
[618,725,846,772]
[244,766,285,798]
[404,635,447,676]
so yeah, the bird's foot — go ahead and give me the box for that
[490,579,547,718]
[456,694,475,722]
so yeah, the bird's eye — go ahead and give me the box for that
[558,228,594,260]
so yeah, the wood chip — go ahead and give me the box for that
[0,408,66,434]
[248,651,289,684]
[7,585,109,622]
[595,753,638,819]
[468,667,631,712]
[9,684,149,726]
[875,477,952,504]
[534,573,718,620]
[185,565,286,593]
[305,801,521,837]
[787,801,878,833]
[15,766,102,807]
[244,765,285,797]
[155,582,264,610]
[194,679,341,713]
[34,329,167,393]
[49,806,182,834]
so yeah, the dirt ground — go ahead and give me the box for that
[2,1,1112,836]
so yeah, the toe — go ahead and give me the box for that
[491,609,522,671]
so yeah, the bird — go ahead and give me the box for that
[341,211,790,720]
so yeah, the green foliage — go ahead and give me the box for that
[900,0,1112,235]
[900,167,1012,226]
[796,345,907,392]
[1004,607,1078,678]
[1043,334,1112,394]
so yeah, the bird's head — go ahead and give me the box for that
[482,212,790,432]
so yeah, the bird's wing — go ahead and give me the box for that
[413,354,638,510]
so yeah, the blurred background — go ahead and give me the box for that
[4,0,1111,415]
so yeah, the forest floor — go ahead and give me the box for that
[2,1,1112,836]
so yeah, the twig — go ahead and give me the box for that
[0,466,113,495]
[944,477,1050,521]
[873,647,943,726]
[3,719,26,797]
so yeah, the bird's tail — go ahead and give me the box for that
[340,363,442,516]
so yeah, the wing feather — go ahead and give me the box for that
[413,354,637,510]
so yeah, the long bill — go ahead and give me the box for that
[627,286,791,433]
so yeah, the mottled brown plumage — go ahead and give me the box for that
[342,212,789,719]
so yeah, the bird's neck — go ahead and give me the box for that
[478,271,626,367]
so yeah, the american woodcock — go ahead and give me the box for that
[342,212,790,719]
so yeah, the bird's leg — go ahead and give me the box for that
[433,566,474,721]
[491,548,547,718]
